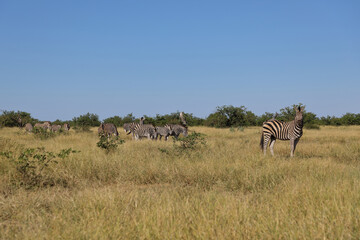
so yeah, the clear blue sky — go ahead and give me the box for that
[1,1,359,121]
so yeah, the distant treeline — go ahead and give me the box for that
[1,104,360,129]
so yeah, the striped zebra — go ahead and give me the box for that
[63,123,70,131]
[165,112,188,139]
[51,124,62,132]
[165,124,188,139]
[25,123,33,132]
[123,117,145,138]
[133,123,156,140]
[260,106,304,157]
[98,123,119,137]
[155,126,173,141]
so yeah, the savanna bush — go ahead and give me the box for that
[0,147,79,189]
[72,113,100,131]
[97,133,125,153]
[0,110,37,127]
[32,127,56,139]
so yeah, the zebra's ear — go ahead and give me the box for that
[300,106,305,112]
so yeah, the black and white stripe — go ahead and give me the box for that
[123,117,145,138]
[164,124,188,139]
[155,126,173,141]
[133,124,156,140]
[260,106,304,157]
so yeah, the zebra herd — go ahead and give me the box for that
[20,107,305,157]
[24,122,70,133]
[100,112,188,141]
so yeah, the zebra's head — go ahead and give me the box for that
[295,106,304,122]
[165,125,174,135]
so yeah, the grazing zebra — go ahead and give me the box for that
[123,122,139,135]
[165,112,188,139]
[34,122,51,130]
[165,124,188,139]
[260,106,304,157]
[63,123,70,131]
[98,123,119,137]
[155,126,173,141]
[134,124,156,140]
[133,117,156,140]
[123,117,145,139]
[51,125,62,132]
[25,123,33,132]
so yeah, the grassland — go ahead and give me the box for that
[1,126,360,239]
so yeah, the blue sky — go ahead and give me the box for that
[1,1,359,121]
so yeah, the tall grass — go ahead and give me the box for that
[1,126,360,239]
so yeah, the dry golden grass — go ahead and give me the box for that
[1,126,360,239]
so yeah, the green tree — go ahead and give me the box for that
[72,113,100,131]
[205,105,256,128]
[0,110,37,127]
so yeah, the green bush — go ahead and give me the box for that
[97,133,125,153]
[173,132,206,152]
[72,113,100,131]
[205,105,256,128]
[0,147,78,189]
[33,127,55,140]
[0,110,37,127]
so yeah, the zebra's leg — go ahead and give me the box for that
[290,138,295,157]
[263,134,271,156]
[291,138,300,157]
[160,135,163,141]
[164,135,168,141]
[269,136,276,156]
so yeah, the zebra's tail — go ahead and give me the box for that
[260,130,264,150]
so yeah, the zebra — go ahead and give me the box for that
[63,123,70,131]
[165,124,188,139]
[260,106,304,157]
[25,123,33,132]
[98,123,119,137]
[133,124,156,140]
[123,122,139,135]
[51,124,62,132]
[155,126,173,141]
[34,122,51,130]
[123,117,145,139]
[132,117,157,140]
[165,112,188,139]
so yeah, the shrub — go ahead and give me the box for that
[205,105,256,128]
[0,110,37,127]
[97,133,125,153]
[0,147,78,189]
[72,113,100,131]
[173,132,207,152]
[33,127,55,140]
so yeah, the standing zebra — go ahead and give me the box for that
[155,126,173,141]
[260,106,304,157]
[133,123,156,140]
[123,117,145,138]
[165,112,188,139]
[98,123,119,137]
